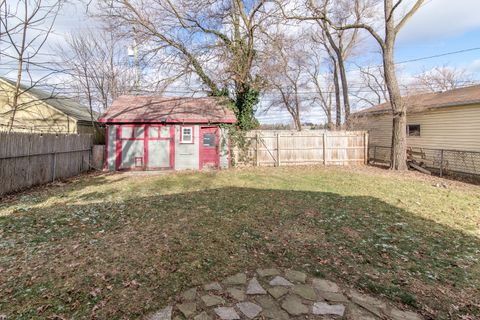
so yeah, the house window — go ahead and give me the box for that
[180,126,193,143]
[407,124,421,137]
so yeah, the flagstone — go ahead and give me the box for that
[214,307,240,320]
[269,276,294,287]
[246,277,267,295]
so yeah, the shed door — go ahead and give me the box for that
[200,127,219,169]
[119,126,145,170]
[146,126,173,169]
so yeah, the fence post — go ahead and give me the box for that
[255,133,259,167]
[323,133,327,165]
[364,132,369,165]
[52,152,57,182]
[440,149,444,177]
[276,133,281,167]
[52,136,57,182]
[88,147,92,170]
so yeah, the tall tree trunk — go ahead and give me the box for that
[295,114,302,131]
[331,59,342,129]
[337,49,350,125]
[324,29,350,126]
[8,66,23,132]
[383,1,407,170]
[326,110,333,129]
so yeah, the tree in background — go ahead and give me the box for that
[96,0,275,130]
[332,0,426,170]
[0,0,63,132]
[311,0,363,126]
[263,34,310,131]
[281,0,426,170]
[310,28,342,128]
[306,48,336,130]
[279,0,365,127]
[57,30,137,113]
[352,64,389,107]
[413,65,474,93]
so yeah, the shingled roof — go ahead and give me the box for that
[354,85,480,116]
[99,95,236,124]
[0,77,95,122]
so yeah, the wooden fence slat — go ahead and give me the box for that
[235,130,367,167]
[0,132,93,196]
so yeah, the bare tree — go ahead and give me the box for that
[311,0,363,126]
[281,0,426,170]
[264,35,310,131]
[0,0,63,132]
[57,30,137,113]
[96,0,275,130]
[311,30,342,128]
[277,0,364,127]
[413,65,474,93]
[352,64,389,107]
[306,48,335,129]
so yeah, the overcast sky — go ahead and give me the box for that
[2,0,480,125]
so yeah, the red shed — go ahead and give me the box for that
[99,96,236,171]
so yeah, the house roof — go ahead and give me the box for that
[99,95,236,124]
[354,84,480,116]
[0,77,95,122]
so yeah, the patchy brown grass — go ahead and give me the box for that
[0,166,479,319]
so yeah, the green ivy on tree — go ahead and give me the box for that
[234,87,260,131]
[211,86,259,131]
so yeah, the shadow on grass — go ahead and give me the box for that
[1,187,479,319]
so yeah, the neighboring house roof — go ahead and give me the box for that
[99,95,236,124]
[354,84,480,116]
[0,77,96,122]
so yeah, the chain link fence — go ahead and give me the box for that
[369,145,480,180]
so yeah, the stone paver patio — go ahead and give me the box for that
[146,269,423,320]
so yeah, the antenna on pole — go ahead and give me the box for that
[128,27,141,94]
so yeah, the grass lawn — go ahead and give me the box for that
[0,166,479,319]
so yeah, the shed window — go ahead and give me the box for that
[133,127,144,138]
[121,127,133,139]
[148,127,160,139]
[181,127,193,143]
[407,124,421,137]
[203,133,216,147]
[160,126,170,138]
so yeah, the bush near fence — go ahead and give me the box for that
[234,130,368,167]
[0,132,93,196]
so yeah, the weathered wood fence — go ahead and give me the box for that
[0,132,93,196]
[369,145,480,178]
[235,130,368,167]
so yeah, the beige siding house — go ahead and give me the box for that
[351,85,480,174]
[353,85,480,150]
[0,77,98,135]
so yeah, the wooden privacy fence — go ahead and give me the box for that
[0,132,93,196]
[235,130,368,167]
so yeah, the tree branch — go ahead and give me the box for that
[395,0,425,34]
